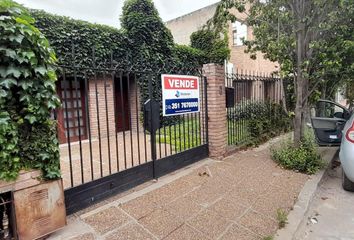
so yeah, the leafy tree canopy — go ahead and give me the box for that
[209,0,353,145]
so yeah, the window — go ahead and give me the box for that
[232,21,247,46]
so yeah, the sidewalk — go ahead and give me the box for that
[49,139,309,240]
[294,160,354,240]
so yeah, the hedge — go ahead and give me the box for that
[30,8,206,72]
[31,10,129,69]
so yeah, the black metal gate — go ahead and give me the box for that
[56,62,209,214]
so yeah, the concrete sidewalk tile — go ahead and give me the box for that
[272,171,308,189]
[120,194,160,220]
[207,196,248,221]
[69,233,96,240]
[167,178,196,193]
[182,169,212,187]
[104,222,155,240]
[228,186,259,207]
[208,164,241,184]
[252,185,297,219]
[138,208,184,239]
[143,185,178,206]
[184,185,224,207]
[238,210,278,237]
[187,209,231,239]
[219,224,261,240]
[165,196,204,220]
[82,206,131,235]
[164,224,208,240]
[151,179,195,205]
[237,176,272,196]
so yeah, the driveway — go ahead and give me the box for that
[295,159,354,239]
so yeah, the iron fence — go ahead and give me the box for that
[54,49,209,214]
[226,70,284,146]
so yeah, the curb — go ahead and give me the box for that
[274,147,339,240]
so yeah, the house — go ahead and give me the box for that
[165,2,279,74]
[166,2,282,104]
[55,74,139,144]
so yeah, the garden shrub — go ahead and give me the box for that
[271,130,324,174]
[229,101,292,146]
[0,0,61,181]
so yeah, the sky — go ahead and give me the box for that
[15,0,220,28]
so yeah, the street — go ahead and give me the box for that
[295,158,354,240]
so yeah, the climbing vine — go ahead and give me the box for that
[0,0,61,181]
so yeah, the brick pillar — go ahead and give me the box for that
[203,64,227,159]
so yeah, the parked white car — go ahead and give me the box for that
[311,100,354,191]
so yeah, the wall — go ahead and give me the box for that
[88,77,116,139]
[165,3,218,45]
[87,76,141,139]
[166,3,279,74]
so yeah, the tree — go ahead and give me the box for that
[209,0,353,146]
[190,29,230,64]
[344,80,354,110]
[121,0,174,70]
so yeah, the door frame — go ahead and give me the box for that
[56,77,88,144]
[311,99,351,146]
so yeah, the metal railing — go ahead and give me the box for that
[226,70,284,146]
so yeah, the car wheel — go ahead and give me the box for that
[342,168,354,192]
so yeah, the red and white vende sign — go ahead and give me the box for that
[161,74,200,116]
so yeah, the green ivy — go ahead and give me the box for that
[191,28,230,64]
[31,10,129,70]
[30,1,206,73]
[0,0,61,181]
[121,0,174,70]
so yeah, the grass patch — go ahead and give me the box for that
[157,119,202,151]
[276,208,288,229]
[271,130,324,174]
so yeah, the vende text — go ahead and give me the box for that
[164,77,198,89]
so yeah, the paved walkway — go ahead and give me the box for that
[295,161,354,240]
[50,141,309,240]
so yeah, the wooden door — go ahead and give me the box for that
[115,77,130,132]
[56,78,87,144]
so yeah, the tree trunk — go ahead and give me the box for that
[281,79,288,114]
[294,21,306,147]
[294,77,304,147]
